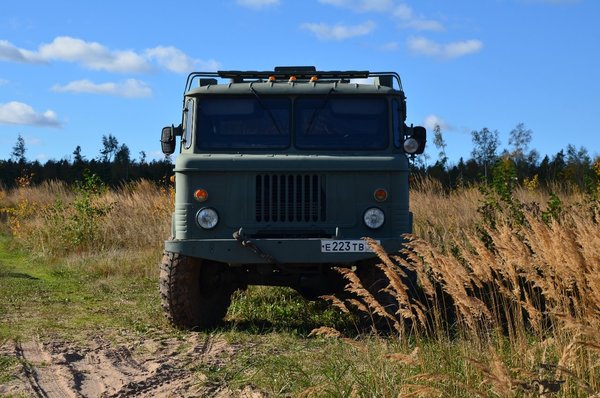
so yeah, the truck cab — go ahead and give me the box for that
[160,66,426,329]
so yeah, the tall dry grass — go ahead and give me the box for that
[409,176,589,250]
[324,177,599,396]
[0,179,172,275]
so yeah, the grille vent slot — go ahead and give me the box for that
[255,174,326,223]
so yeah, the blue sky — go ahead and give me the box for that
[1,0,598,165]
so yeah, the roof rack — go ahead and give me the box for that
[184,68,402,93]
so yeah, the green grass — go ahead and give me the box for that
[226,286,353,335]
[0,235,166,342]
[0,354,21,386]
[196,331,503,397]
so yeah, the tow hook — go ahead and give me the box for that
[233,228,280,266]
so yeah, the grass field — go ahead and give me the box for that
[0,177,598,397]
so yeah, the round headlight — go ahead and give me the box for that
[196,207,219,230]
[363,207,385,229]
[403,137,419,154]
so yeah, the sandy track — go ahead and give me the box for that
[1,333,262,398]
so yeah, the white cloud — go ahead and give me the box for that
[407,36,440,56]
[52,79,152,98]
[0,37,219,74]
[444,40,484,58]
[37,36,150,73]
[237,0,280,8]
[317,1,444,31]
[0,40,39,63]
[424,114,451,132]
[145,46,220,73]
[393,4,444,31]
[0,101,61,127]
[0,78,8,86]
[407,36,483,59]
[301,21,376,40]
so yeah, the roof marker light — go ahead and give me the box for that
[310,76,318,82]
[268,75,276,82]
[289,75,297,82]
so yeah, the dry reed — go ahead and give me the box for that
[324,177,599,395]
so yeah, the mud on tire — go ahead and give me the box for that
[160,251,234,330]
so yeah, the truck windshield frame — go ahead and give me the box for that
[194,94,390,151]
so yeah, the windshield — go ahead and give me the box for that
[195,95,389,150]
[196,96,290,149]
[295,97,388,150]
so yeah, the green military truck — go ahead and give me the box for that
[159,66,426,329]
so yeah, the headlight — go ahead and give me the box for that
[196,207,219,230]
[403,137,419,154]
[363,207,385,229]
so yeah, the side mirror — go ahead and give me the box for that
[413,126,427,154]
[161,126,176,155]
[161,124,182,155]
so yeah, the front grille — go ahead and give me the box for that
[255,174,326,223]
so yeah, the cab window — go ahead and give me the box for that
[295,96,388,150]
[196,96,290,150]
[183,98,194,149]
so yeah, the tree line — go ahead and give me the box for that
[2,125,599,193]
[416,122,599,193]
[1,134,172,188]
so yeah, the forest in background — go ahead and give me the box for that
[1,122,599,193]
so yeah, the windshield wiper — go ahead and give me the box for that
[250,86,284,135]
[305,87,335,136]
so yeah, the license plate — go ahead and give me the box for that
[320,240,379,253]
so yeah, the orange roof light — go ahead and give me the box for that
[374,188,388,202]
[289,75,297,82]
[194,188,209,202]
[309,76,318,82]
[268,75,276,82]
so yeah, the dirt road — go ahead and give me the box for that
[1,333,264,398]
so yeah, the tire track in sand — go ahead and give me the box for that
[7,333,242,398]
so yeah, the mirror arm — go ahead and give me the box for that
[173,124,183,137]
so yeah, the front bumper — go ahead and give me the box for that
[164,237,404,265]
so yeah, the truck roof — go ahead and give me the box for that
[186,81,399,96]
[184,67,404,97]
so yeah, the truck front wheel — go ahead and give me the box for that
[160,251,234,330]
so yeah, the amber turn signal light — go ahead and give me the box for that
[194,188,208,202]
[374,188,388,202]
